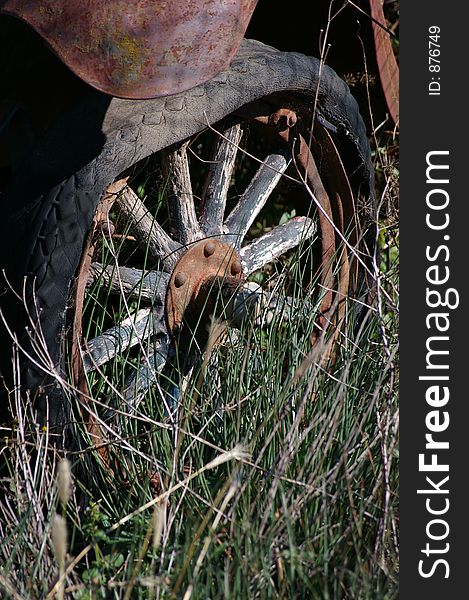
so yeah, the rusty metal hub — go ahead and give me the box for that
[166,239,244,334]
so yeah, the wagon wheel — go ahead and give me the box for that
[71,108,356,446]
[0,39,372,448]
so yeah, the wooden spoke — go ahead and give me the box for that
[223,148,291,247]
[83,308,164,372]
[122,338,172,409]
[116,185,182,270]
[239,217,316,275]
[228,284,310,329]
[161,141,202,245]
[88,263,169,304]
[200,121,243,235]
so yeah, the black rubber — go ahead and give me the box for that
[0,39,373,430]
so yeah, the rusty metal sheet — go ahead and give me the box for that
[369,0,399,126]
[0,0,258,99]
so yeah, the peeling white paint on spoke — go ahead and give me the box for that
[240,217,316,274]
[200,122,243,236]
[229,283,307,329]
[122,337,172,409]
[82,308,158,372]
[88,263,169,304]
[224,148,291,246]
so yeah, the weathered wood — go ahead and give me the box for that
[122,337,172,409]
[88,263,169,304]
[239,216,316,274]
[83,308,155,372]
[161,141,203,245]
[228,283,306,329]
[200,121,243,235]
[223,148,291,247]
[117,185,182,270]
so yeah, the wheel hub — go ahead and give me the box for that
[165,239,244,335]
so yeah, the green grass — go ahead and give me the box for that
[0,229,398,598]
[0,34,399,597]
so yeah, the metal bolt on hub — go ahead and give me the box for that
[174,272,187,287]
[166,239,244,334]
[231,260,242,276]
[204,241,216,257]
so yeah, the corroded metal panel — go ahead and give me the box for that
[0,0,258,98]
